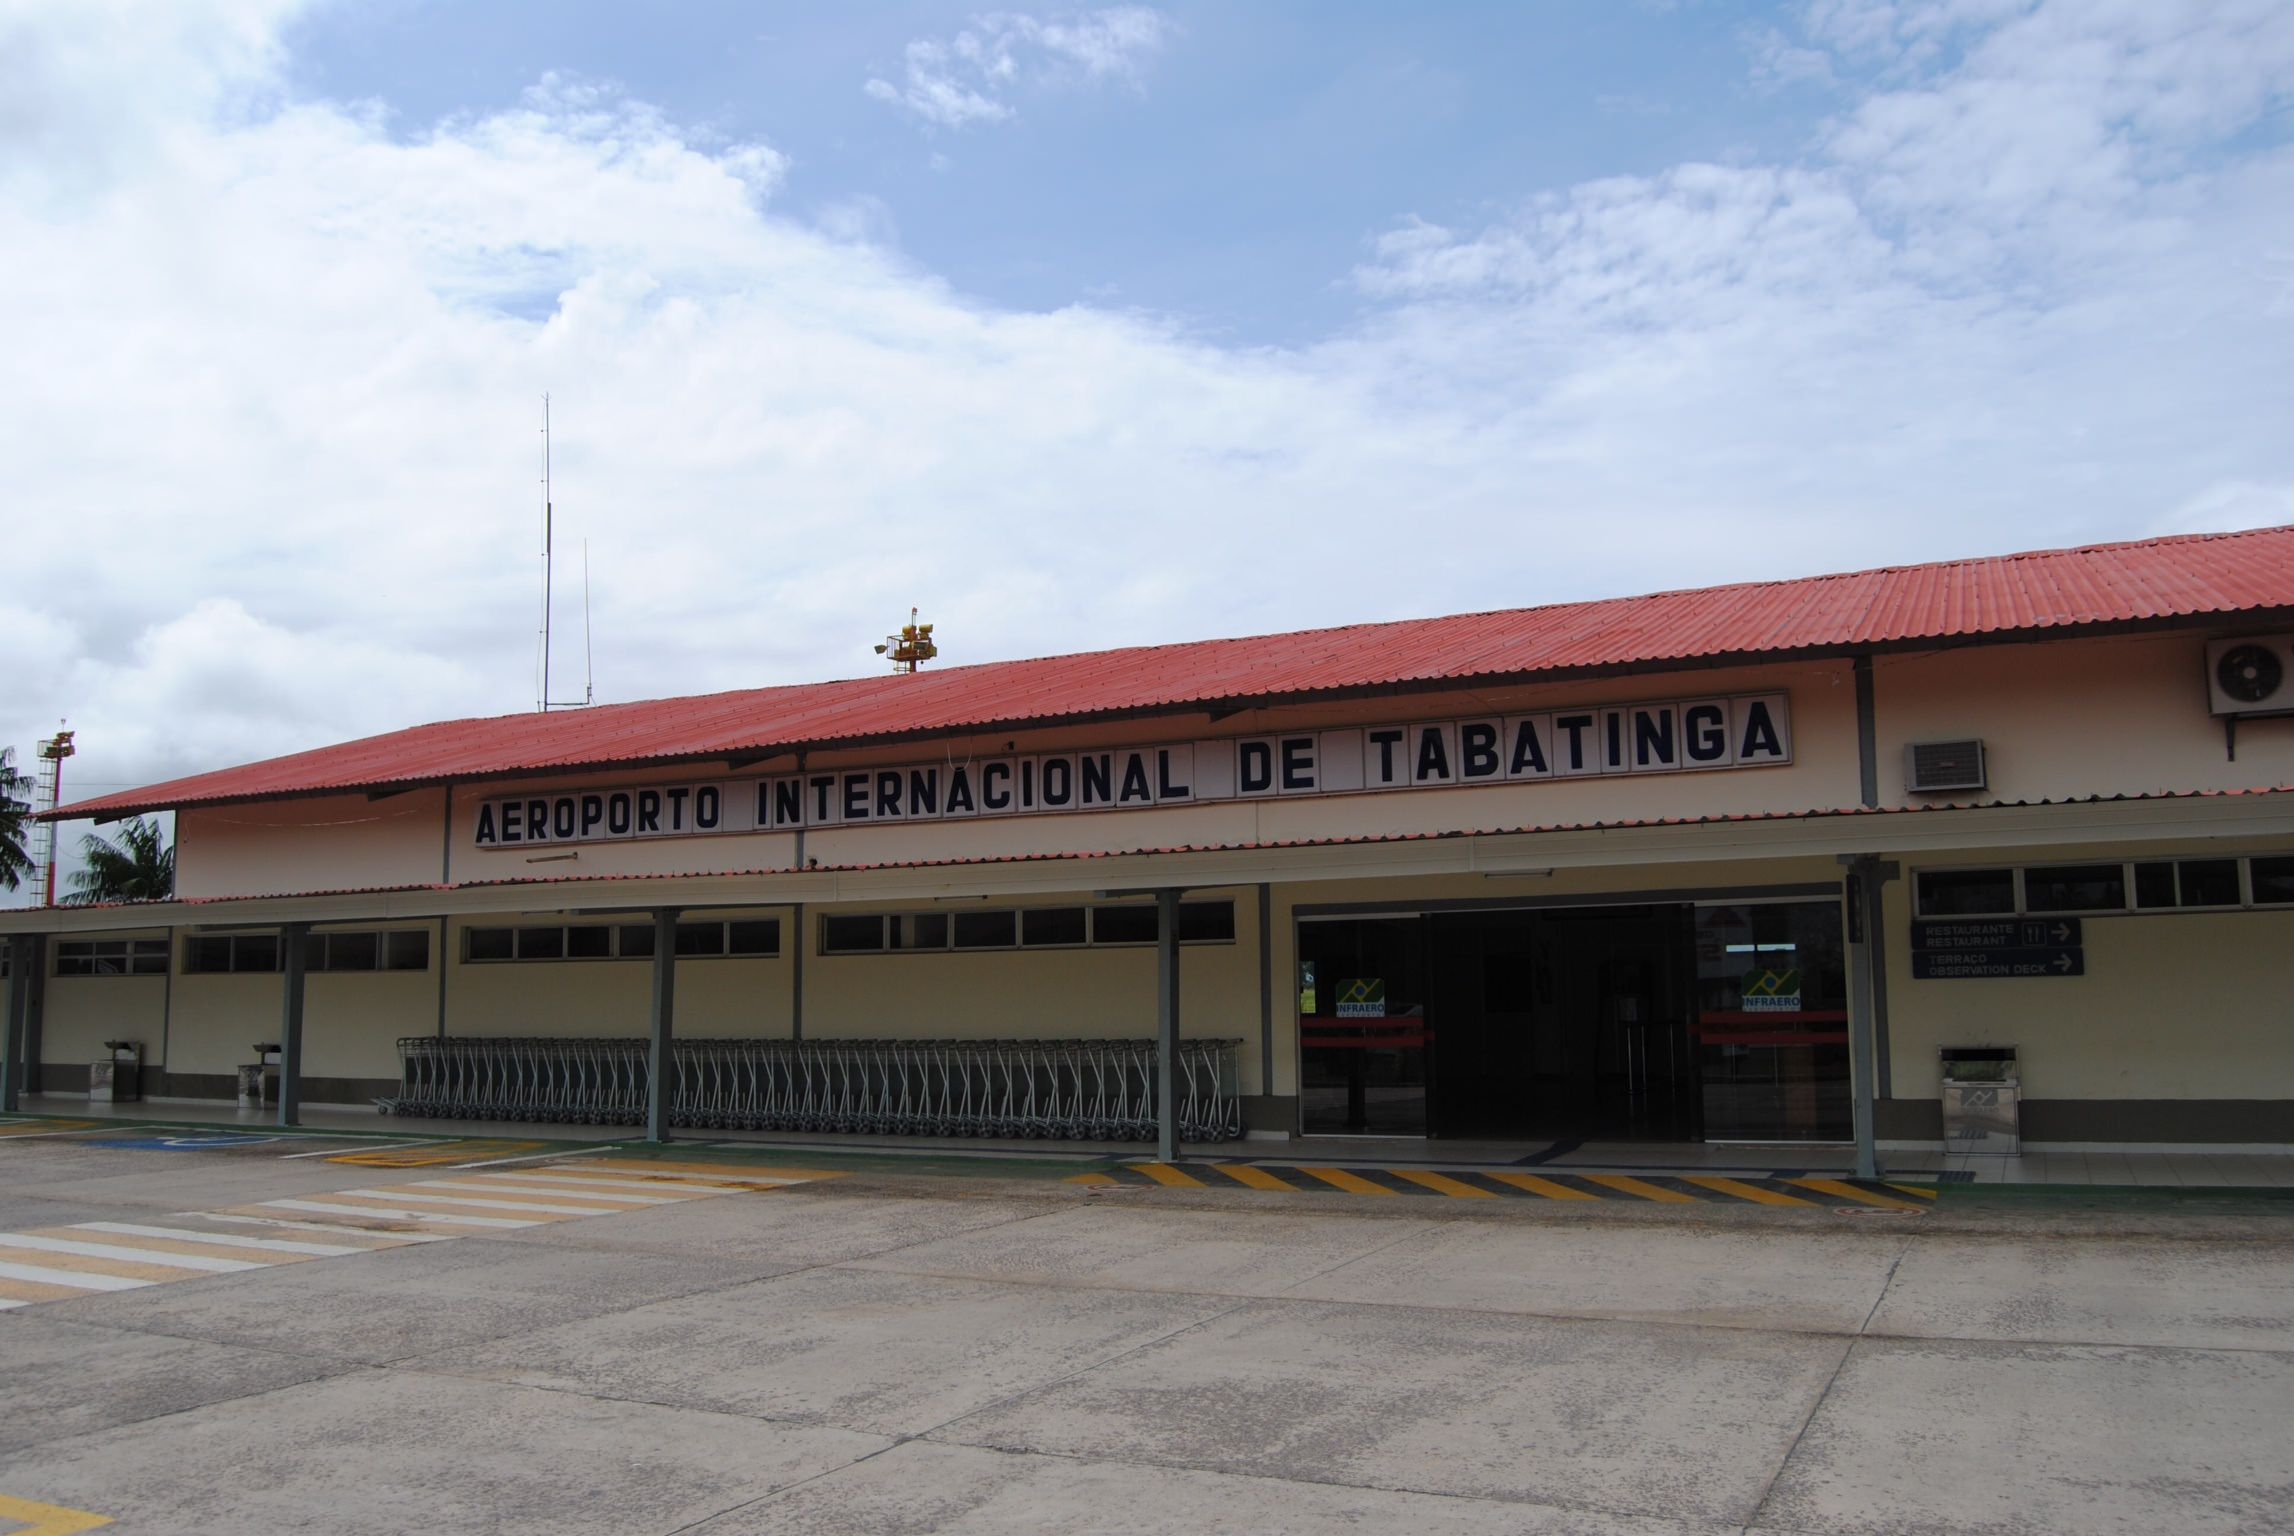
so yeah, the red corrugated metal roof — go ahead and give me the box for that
[55,525,2294,819]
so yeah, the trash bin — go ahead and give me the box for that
[238,1043,281,1109]
[1940,1047,2019,1156]
[89,1041,144,1104]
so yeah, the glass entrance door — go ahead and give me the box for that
[1298,917,1428,1134]
[1692,902,1851,1140]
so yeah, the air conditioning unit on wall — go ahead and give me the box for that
[2206,634,2294,716]
[1905,739,1987,794]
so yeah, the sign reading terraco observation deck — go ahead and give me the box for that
[470,693,1792,850]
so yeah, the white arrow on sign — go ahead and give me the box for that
[2053,953,2075,972]
[2051,922,2073,942]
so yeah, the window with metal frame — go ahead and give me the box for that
[184,934,281,974]
[819,901,1240,954]
[464,920,778,962]
[55,938,169,977]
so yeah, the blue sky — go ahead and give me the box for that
[3,0,2293,892]
[280,3,1812,344]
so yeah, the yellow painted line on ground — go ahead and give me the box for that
[1295,1166,1396,1196]
[1213,1164,1300,1192]
[1887,1183,1941,1199]
[1582,1174,1700,1204]
[1484,1172,1601,1201]
[0,1493,111,1534]
[0,1274,100,1307]
[1680,1176,1817,1207]
[1788,1178,1927,1210]
[0,1244,214,1285]
[0,1121,101,1138]
[1067,1171,1123,1187]
[204,1212,453,1244]
[1391,1169,1497,1199]
[336,1187,613,1217]
[327,1141,547,1168]
[410,1180,668,1211]
[1133,1163,1209,1188]
[0,1233,271,1273]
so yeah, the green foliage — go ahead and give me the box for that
[0,747,31,892]
[65,816,175,904]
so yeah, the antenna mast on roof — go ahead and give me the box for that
[875,608,938,674]
[537,394,594,712]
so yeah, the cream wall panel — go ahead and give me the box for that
[1882,838,2294,1102]
[178,789,449,900]
[41,978,167,1070]
[304,973,440,1081]
[1875,633,2294,805]
[168,975,285,1079]
[800,894,1260,1057]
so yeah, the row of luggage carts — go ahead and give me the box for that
[378,1035,1245,1141]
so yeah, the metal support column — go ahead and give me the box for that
[1156,888,1181,1164]
[2,936,27,1113]
[278,922,308,1128]
[1256,882,1273,1099]
[1853,653,1893,1098]
[789,902,805,1041]
[1841,855,1899,1180]
[22,939,45,1096]
[647,907,678,1143]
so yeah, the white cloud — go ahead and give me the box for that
[2,0,2292,903]
[864,7,1172,129]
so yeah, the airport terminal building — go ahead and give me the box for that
[8,526,2294,1164]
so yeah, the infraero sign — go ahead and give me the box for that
[471,692,1792,851]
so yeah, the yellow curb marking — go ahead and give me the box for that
[0,1493,112,1533]
[1681,1175,1817,1207]
[1788,1177,1927,1210]
[1133,1163,1209,1188]
[1295,1166,1395,1196]
[1484,1172,1601,1200]
[1214,1164,1299,1192]
[1582,1174,1700,1204]
[1391,1169,1498,1199]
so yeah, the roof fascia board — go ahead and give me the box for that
[10,793,2293,935]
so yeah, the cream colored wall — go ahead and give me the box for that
[801,888,1264,1076]
[442,911,790,1041]
[40,977,167,1070]
[167,974,284,1080]
[1883,837,2294,1102]
[177,788,449,900]
[1874,632,2294,805]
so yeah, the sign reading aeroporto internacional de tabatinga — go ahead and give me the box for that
[470,693,1793,851]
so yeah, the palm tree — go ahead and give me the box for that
[0,747,31,892]
[64,817,175,904]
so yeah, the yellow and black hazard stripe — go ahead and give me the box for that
[1071,1162,1937,1210]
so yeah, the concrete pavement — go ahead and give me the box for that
[0,1132,2287,1533]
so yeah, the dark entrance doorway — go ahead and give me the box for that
[1428,905,1697,1140]
[1298,898,1851,1142]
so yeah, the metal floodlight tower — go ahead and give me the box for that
[874,608,939,674]
[33,728,75,908]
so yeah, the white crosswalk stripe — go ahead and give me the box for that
[0,1159,836,1311]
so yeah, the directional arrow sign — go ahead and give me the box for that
[1912,918,2082,951]
[1912,948,2085,980]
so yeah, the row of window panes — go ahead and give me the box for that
[183,931,433,975]
[819,902,1236,955]
[463,919,780,964]
[1915,857,2294,917]
[56,939,171,977]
